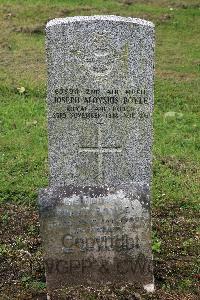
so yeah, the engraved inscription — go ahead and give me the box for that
[52,87,149,120]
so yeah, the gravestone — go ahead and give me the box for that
[39,15,155,299]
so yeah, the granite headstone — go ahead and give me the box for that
[39,15,155,298]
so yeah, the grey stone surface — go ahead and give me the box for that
[46,15,154,187]
[39,184,153,297]
[40,15,155,296]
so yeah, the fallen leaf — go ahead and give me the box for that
[17,86,26,94]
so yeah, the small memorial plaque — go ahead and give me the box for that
[39,184,153,297]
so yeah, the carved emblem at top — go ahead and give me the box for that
[84,32,118,76]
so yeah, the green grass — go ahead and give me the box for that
[0,0,200,298]
[1,0,199,207]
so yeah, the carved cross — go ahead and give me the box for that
[79,125,122,182]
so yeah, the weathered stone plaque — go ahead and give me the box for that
[39,184,153,298]
[39,15,155,297]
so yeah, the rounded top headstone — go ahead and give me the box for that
[46,15,154,29]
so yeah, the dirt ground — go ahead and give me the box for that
[0,202,199,299]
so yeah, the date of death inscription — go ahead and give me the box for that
[51,87,150,120]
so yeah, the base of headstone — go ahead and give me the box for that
[38,183,154,297]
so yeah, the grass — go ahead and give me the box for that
[0,0,199,299]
